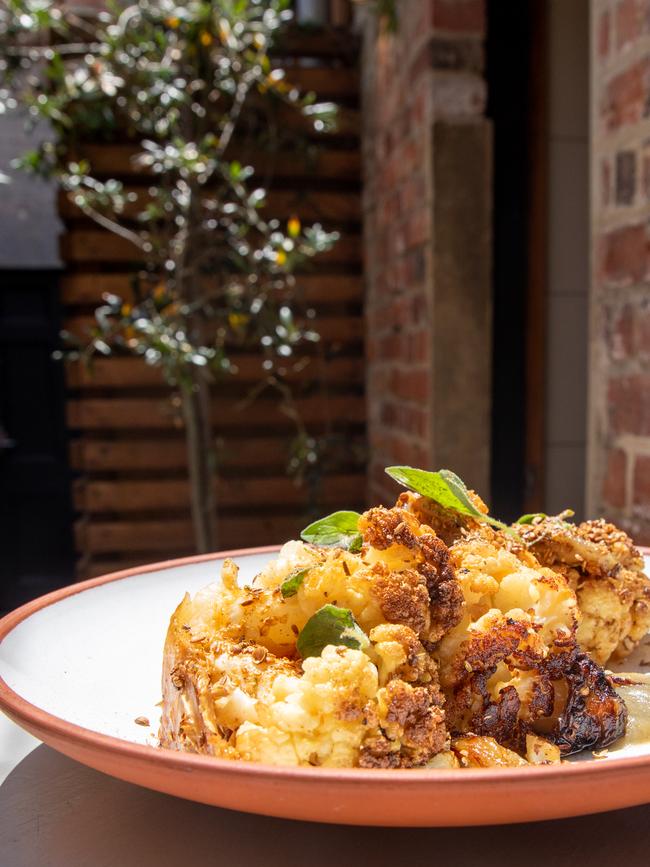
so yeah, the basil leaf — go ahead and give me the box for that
[300,510,362,552]
[516,513,547,525]
[386,465,517,537]
[296,604,369,659]
[280,567,310,598]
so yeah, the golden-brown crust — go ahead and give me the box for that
[371,564,431,636]
[360,505,463,641]
[359,680,447,769]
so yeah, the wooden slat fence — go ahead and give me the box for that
[60,27,365,578]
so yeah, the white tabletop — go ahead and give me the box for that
[2,712,650,867]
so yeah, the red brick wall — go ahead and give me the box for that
[590,0,650,540]
[361,0,489,504]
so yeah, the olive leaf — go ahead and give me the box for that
[280,567,310,598]
[300,510,363,552]
[296,604,369,659]
[385,465,517,537]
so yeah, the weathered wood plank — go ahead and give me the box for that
[66,355,363,389]
[58,188,361,223]
[74,143,360,180]
[73,473,363,513]
[70,435,364,472]
[59,230,360,264]
[63,314,362,349]
[74,511,312,554]
[67,394,365,430]
[60,272,363,306]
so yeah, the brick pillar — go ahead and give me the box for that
[589,0,650,541]
[361,0,491,504]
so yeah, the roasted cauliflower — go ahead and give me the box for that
[160,504,454,768]
[160,480,640,768]
[515,516,650,664]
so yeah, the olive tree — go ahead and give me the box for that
[0,0,338,551]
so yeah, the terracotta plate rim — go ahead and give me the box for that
[2,546,650,789]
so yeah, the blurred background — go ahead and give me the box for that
[0,0,644,611]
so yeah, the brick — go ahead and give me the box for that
[432,0,486,35]
[406,330,430,364]
[405,208,429,249]
[607,300,650,360]
[634,454,650,506]
[599,9,611,59]
[601,223,649,286]
[616,0,647,51]
[603,448,627,509]
[604,58,650,132]
[390,368,431,403]
[615,150,637,204]
[608,374,650,435]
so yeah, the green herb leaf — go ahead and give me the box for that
[296,604,369,659]
[385,465,517,537]
[515,513,547,525]
[300,510,362,552]
[280,567,310,598]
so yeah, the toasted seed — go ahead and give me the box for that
[252,645,268,663]
[240,598,255,607]
[134,716,150,727]
[291,624,299,636]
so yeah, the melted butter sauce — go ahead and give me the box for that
[611,674,650,749]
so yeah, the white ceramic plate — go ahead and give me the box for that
[1,548,650,826]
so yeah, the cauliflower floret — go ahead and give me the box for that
[236,646,379,767]
[516,517,650,664]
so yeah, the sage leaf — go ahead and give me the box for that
[300,510,362,552]
[280,567,310,598]
[296,604,369,659]
[385,465,517,537]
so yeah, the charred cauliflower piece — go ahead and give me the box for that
[396,494,628,756]
[517,517,650,664]
[160,504,455,768]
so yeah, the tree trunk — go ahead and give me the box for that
[181,369,217,553]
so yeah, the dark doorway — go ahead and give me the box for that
[486,0,547,521]
[0,270,74,612]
